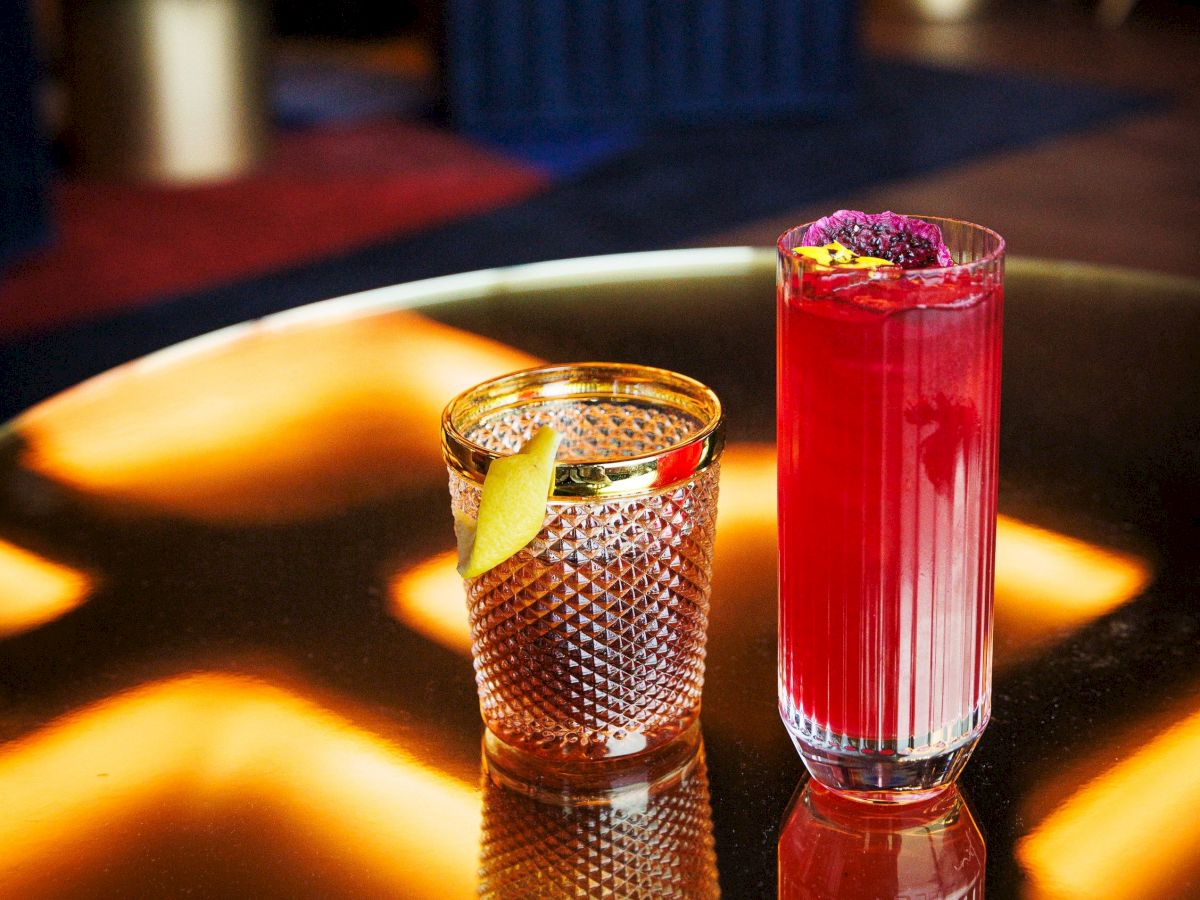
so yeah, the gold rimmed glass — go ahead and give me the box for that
[442,362,725,782]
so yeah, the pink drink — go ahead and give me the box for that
[443,364,725,785]
[777,217,1004,800]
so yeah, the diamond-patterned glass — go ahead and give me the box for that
[478,754,720,899]
[451,399,720,761]
[465,398,702,461]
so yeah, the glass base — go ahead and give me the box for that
[782,703,988,804]
[483,720,703,806]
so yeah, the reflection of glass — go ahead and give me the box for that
[478,740,720,899]
[778,779,985,899]
[442,364,725,781]
[777,219,1004,801]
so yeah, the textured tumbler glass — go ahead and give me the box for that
[777,218,1004,801]
[443,363,724,783]
[478,743,719,899]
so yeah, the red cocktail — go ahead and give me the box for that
[778,780,985,896]
[777,214,1004,801]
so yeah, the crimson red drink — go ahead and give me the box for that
[777,213,1004,801]
[778,780,985,897]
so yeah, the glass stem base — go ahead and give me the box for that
[782,702,989,804]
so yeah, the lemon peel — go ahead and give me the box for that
[794,241,894,269]
[457,426,561,579]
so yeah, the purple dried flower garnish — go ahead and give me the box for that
[802,210,954,268]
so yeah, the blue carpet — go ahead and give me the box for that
[0,59,1161,422]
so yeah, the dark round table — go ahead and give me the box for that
[0,250,1197,898]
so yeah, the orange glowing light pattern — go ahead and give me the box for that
[0,674,479,898]
[711,443,777,531]
[1019,702,1200,899]
[390,549,472,656]
[0,539,91,637]
[993,517,1151,631]
[388,444,1151,666]
[17,312,538,523]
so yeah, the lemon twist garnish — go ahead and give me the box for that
[456,425,561,579]
[793,241,894,269]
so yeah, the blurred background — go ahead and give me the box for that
[0,0,1197,418]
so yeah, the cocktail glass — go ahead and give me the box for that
[442,363,724,787]
[777,218,1004,801]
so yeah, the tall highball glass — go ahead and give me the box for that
[777,218,1004,802]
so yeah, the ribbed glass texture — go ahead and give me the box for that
[777,218,1004,790]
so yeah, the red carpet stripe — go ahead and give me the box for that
[0,122,547,338]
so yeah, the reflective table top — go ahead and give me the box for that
[1,249,1197,898]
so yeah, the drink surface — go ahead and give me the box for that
[777,265,1002,749]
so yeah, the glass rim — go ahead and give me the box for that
[777,214,1006,275]
[441,362,725,499]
